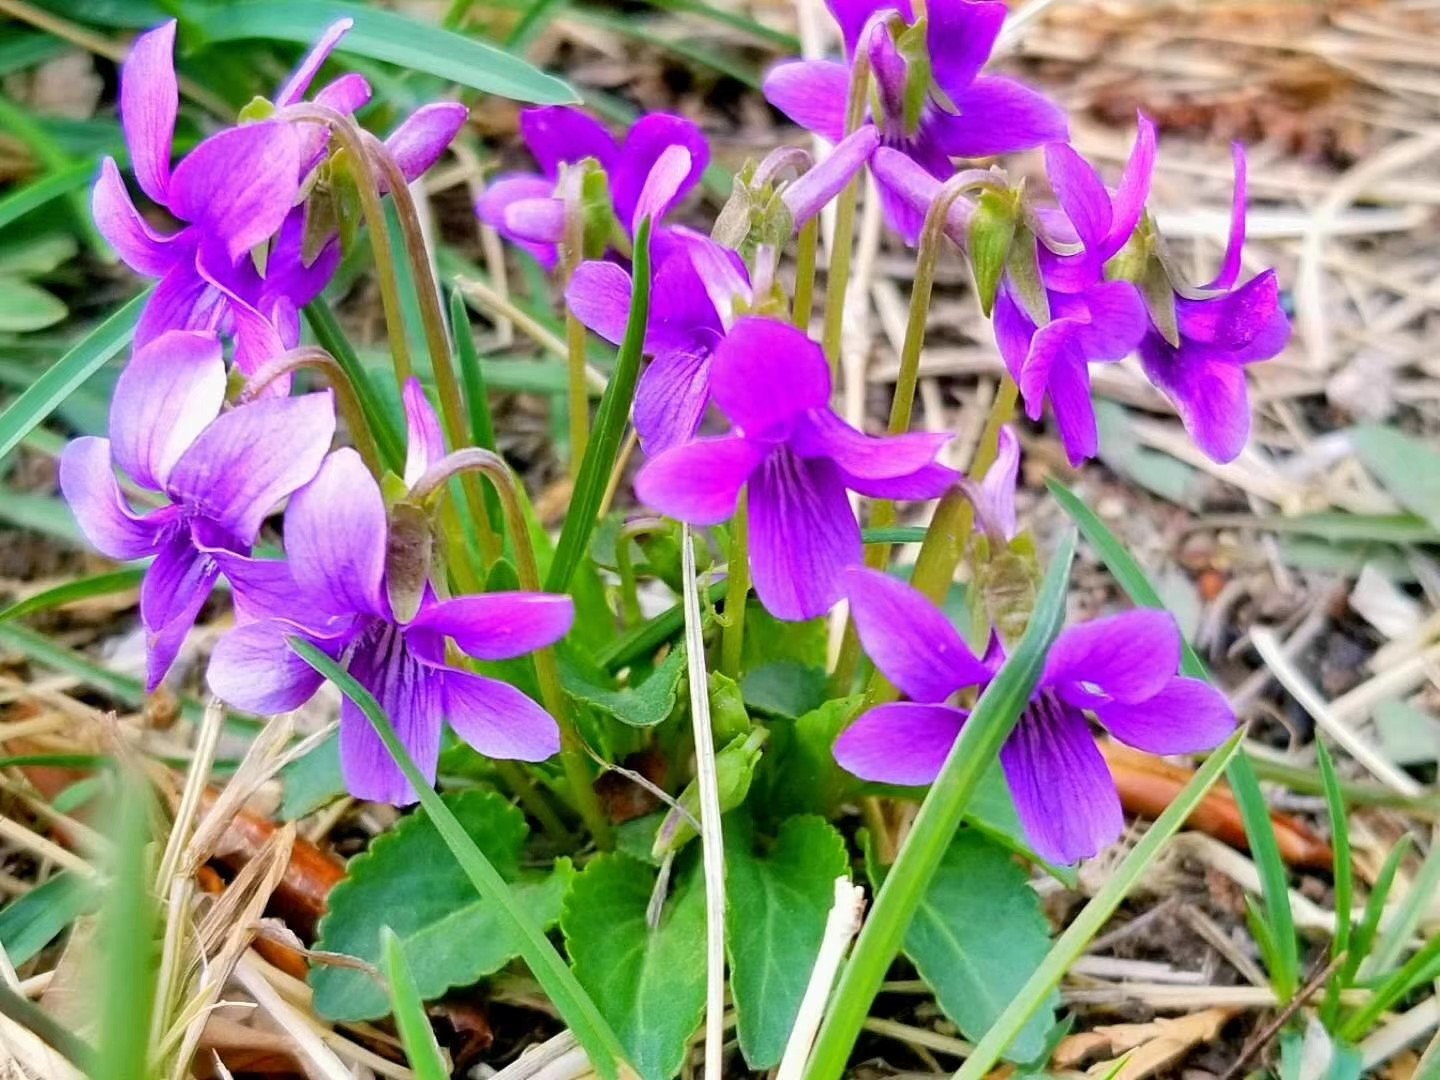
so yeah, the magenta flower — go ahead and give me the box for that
[764,0,1066,242]
[635,317,955,620]
[58,331,336,689]
[835,568,1236,863]
[567,228,752,454]
[207,449,572,804]
[1136,149,1290,463]
[476,107,709,270]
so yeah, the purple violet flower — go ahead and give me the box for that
[207,447,573,804]
[634,317,956,620]
[1136,148,1290,463]
[476,107,709,270]
[59,330,336,689]
[763,0,1066,242]
[834,568,1237,863]
[567,228,752,454]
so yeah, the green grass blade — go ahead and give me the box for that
[1318,741,1352,1026]
[0,161,94,232]
[953,727,1247,1079]
[185,0,577,104]
[451,288,503,536]
[544,218,653,594]
[1343,833,1412,989]
[1363,832,1440,980]
[0,92,106,256]
[596,579,728,672]
[1228,752,1300,1000]
[381,927,450,1080]
[862,526,929,545]
[637,0,799,49]
[0,290,147,461]
[507,0,571,51]
[288,637,630,1079]
[0,567,144,623]
[304,298,405,471]
[1341,932,1440,1041]
[802,531,1077,1080]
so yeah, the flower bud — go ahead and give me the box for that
[968,189,1018,317]
[651,729,768,859]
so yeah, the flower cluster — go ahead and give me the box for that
[64,20,574,802]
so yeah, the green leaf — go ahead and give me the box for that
[726,815,849,1069]
[754,694,862,819]
[1352,425,1440,531]
[314,789,573,1021]
[565,643,687,728]
[741,604,828,672]
[0,161,90,237]
[562,853,706,1080]
[184,0,576,104]
[279,733,345,821]
[546,218,653,593]
[381,927,450,1080]
[0,290,147,461]
[895,829,1055,1061]
[0,872,95,967]
[741,660,828,720]
[0,568,144,623]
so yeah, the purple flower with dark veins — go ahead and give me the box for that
[635,317,956,620]
[476,107,709,270]
[764,0,1066,242]
[1136,147,1290,463]
[207,448,573,805]
[835,568,1237,863]
[59,331,336,689]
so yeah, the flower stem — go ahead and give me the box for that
[413,449,614,849]
[793,216,819,330]
[615,517,666,629]
[819,45,872,369]
[719,490,750,679]
[240,346,384,477]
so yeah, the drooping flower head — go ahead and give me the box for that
[835,569,1236,862]
[476,107,709,270]
[208,442,574,805]
[635,317,956,620]
[764,0,1066,242]
[59,331,336,689]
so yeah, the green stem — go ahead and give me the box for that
[802,533,1077,1080]
[793,216,819,330]
[719,490,750,679]
[614,518,665,629]
[819,48,873,369]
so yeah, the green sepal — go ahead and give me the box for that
[968,189,1018,317]
[896,17,931,135]
[707,670,752,744]
[578,160,620,261]
[1140,254,1181,348]
[236,95,275,123]
[1005,225,1050,326]
[973,532,1042,649]
[386,500,433,624]
[711,163,759,250]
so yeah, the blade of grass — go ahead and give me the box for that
[1340,933,1440,1041]
[1363,831,1440,979]
[1229,752,1300,1000]
[0,567,144,623]
[544,218,652,594]
[1318,742,1352,1027]
[381,927,450,1080]
[288,637,629,1078]
[951,727,1247,1079]
[802,531,1077,1080]
[451,288,504,539]
[0,290,147,460]
[596,579,728,672]
[0,160,93,231]
[0,91,105,256]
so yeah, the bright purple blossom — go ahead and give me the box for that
[835,568,1236,863]
[207,448,572,804]
[764,0,1066,242]
[476,107,709,270]
[59,331,336,689]
[1136,148,1290,463]
[635,317,956,620]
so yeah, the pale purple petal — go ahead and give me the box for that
[1172,273,1280,351]
[834,702,966,785]
[477,174,559,268]
[284,448,388,619]
[992,285,1035,380]
[936,77,1068,157]
[566,260,632,345]
[867,29,907,124]
[169,122,303,261]
[119,20,177,205]
[441,669,561,761]
[109,330,225,491]
[209,551,298,623]
[844,566,987,701]
[408,593,574,660]
[927,0,1005,101]
[651,233,735,346]
[341,634,442,805]
[1138,339,1252,464]
[838,461,957,500]
[141,533,219,690]
[385,102,468,182]
[976,424,1019,540]
[792,409,948,478]
[167,391,336,544]
[1043,143,1111,252]
[611,114,709,229]
[710,317,831,438]
[1037,337,1099,466]
[826,0,910,54]
[1044,610,1181,704]
[208,619,342,714]
[402,378,445,488]
[92,158,181,277]
[749,450,859,620]
[59,437,165,560]
[762,60,849,144]
[1070,281,1148,360]
[501,197,566,244]
[781,125,878,229]
[227,292,292,380]
[135,264,223,349]
[634,348,713,455]
[1095,676,1236,755]
[1108,113,1157,258]
[1207,143,1247,291]
[519,107,618,179]
[1002,698,1123,863]
[869,146,968,248]
[276,18,353,105]
[296,73,373,169]
[635,436,765,525]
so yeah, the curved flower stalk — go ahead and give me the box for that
[763,0,1066,241]
[208,448,574,805]
[635,317,956,620]
[835,568,1236,863]
[58,331,336,689]
[476,107,709,269]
